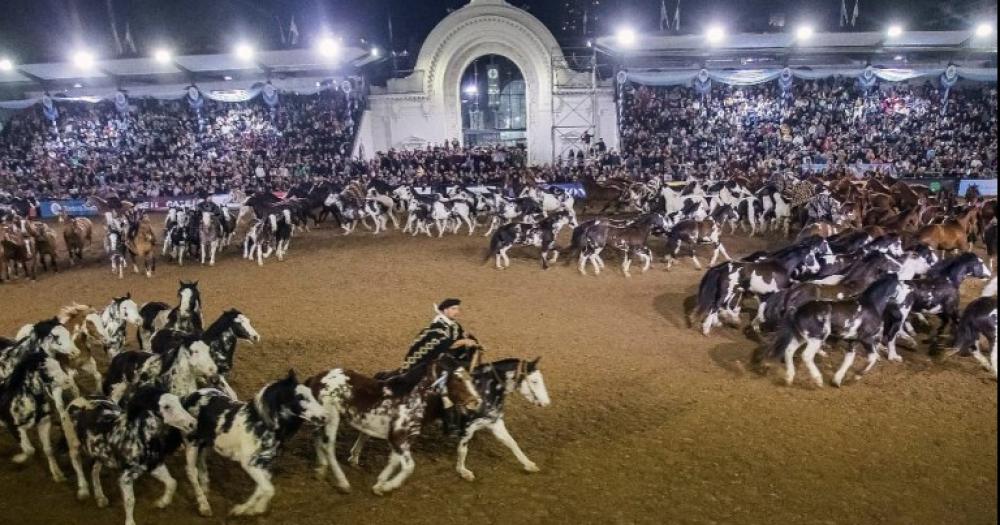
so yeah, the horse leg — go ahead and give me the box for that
[856,341,880,379]
[802,339,826,387]
[316,416,351,492]
[489,419,538,473]
[372,450,402,495]
[594,248,605,270]
[833,343,859,387]
[782,335,802,385]
[36,416,66,482]
[230,463,274,516]
[622,251,632,278]
[376,446,415,495]
[348,435,368,467]
[185,445,212,516]
[149,464,177,509]
[11,425,36,464]
[456,425,480,481]
[118,471,140,525]
[639,248,652,273]
[578,251,589,275]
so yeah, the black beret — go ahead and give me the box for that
[438,298,461,311]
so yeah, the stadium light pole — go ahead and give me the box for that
[616,27,637,48]
[0,57,13,72]
[706,25,726,45]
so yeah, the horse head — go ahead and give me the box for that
[517,357,550,408]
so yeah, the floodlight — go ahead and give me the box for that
[795,25,814,41]
[234,43,255,61]
[72,50,96,69]
[887,25,903,38]
[706,26,726,44]
[975,23,993,37]
[616,28,637,47]
[153,48,172,64]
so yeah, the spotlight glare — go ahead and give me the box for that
[463,84,478,95]
[0,58,12,71]
[234,43,255,61]
[706,25,726,44]
[371,47,380,57]
[975,23,993,37]
[72,50,96,70]
[317,37,340,58]
[795,25,814,41]
[616,28,637,47]
[152,48,172,64]
[887,25,904,38]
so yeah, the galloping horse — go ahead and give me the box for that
[916,206,979,253]
[62,216,93,265]
[1,222,36,281]
[125,215,157,277]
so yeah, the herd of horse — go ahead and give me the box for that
[0,281,550,525]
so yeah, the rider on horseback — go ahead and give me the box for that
[393,298,480,436]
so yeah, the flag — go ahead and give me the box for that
[123,21,137,54]
[582,9,588,35]
[674,0,681,31]
[840,0,848,27]
[289,17,300,46]
[851,0,860,27]
[660,0,670,31]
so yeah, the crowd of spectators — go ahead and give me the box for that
[1,76,996,201]
[618,78,997,181]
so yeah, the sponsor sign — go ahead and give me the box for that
[38,199,99,218]
[958,179,998,197]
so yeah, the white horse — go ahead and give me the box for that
[199,211,221,266]
[519,187,578,226]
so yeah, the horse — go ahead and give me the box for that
[486,211,570,270]
[65,386,196,525]
[125,215,157,278]
[580,175,630,215]
[661,218,732,270]
[0,350,77,482]
[106,229,128,279]
[137,281,203,349]
[352,357,548,482]
[63,216,93,265]
[1,223,36,281]
[101,294,143,358]
[102,335,220,401]
[692,259,790,336]
[25,221,59,273]
[568,213,669,277]
[15,304,109,393]
[306,353,482,495]
[916,206,980,254]
[984,221,997,270]
[182,372,327,517]
[769,275,911,387]
[150,309,260,399]
[947,296,997,377]
[520,186,578,226]
[197,211,222,266]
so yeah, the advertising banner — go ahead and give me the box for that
[958,179,998,196]
[38,199,99,219]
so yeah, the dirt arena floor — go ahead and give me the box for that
[0,216,996,525]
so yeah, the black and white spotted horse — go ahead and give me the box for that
[661,217,733,270]
[358,357,549,482]
[100,294,143,359]
[137,281,203,349]
[305,354,482,495]
[162,206,191,264]
[0,349,77,482]
[150,309,260,399]
[102,333,220,402]
[519,186,578,227]
[486,210,572,270]
[769,274,911,387]
[66,386,197,525]
[948,291,997,378]
[181,371,327,517]
[568,213,670,277]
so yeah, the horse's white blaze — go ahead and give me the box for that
[519,370,550,407]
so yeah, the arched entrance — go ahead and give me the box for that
[459,54,527,148]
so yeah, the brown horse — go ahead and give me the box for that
[0,223,36,281]
[26,221,59,272]
[880,205,924,233]
[62,216,93,265]
[580,175,630,215]
[125,216,157,277]
[916,206,980,253]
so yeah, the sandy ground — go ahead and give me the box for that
[0,216,996,525]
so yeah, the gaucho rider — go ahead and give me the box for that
[388,298,481,435]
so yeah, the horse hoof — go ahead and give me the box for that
[198,505,213,517]
[76,488,90,501]
[458,469,476,482]
[336,483,352,494]
[154,496,171,509]
[96,496,109,508]
[314,468,327,481]
[523,462,540,473]
[51,470,67,483]
[372,485,387,496]
[11,453,30,464]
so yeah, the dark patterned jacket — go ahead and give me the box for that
[400,313,469,372]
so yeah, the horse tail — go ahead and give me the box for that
[951,311,979,356]
[766,316,800,361]
[484,230,503,263]
[693,262,730,319]
[564,220,596,264]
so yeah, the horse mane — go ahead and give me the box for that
[927,252,980,284]
[2,351,47,394]
[58,304,95,326]
[860,274,900,307]
[32,318,61,340]
[203,310,242,340]
[124,385,168,422]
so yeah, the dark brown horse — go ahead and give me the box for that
[580,175,630,215]
[1,223,37,281]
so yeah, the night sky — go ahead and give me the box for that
[0,0,994,64]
